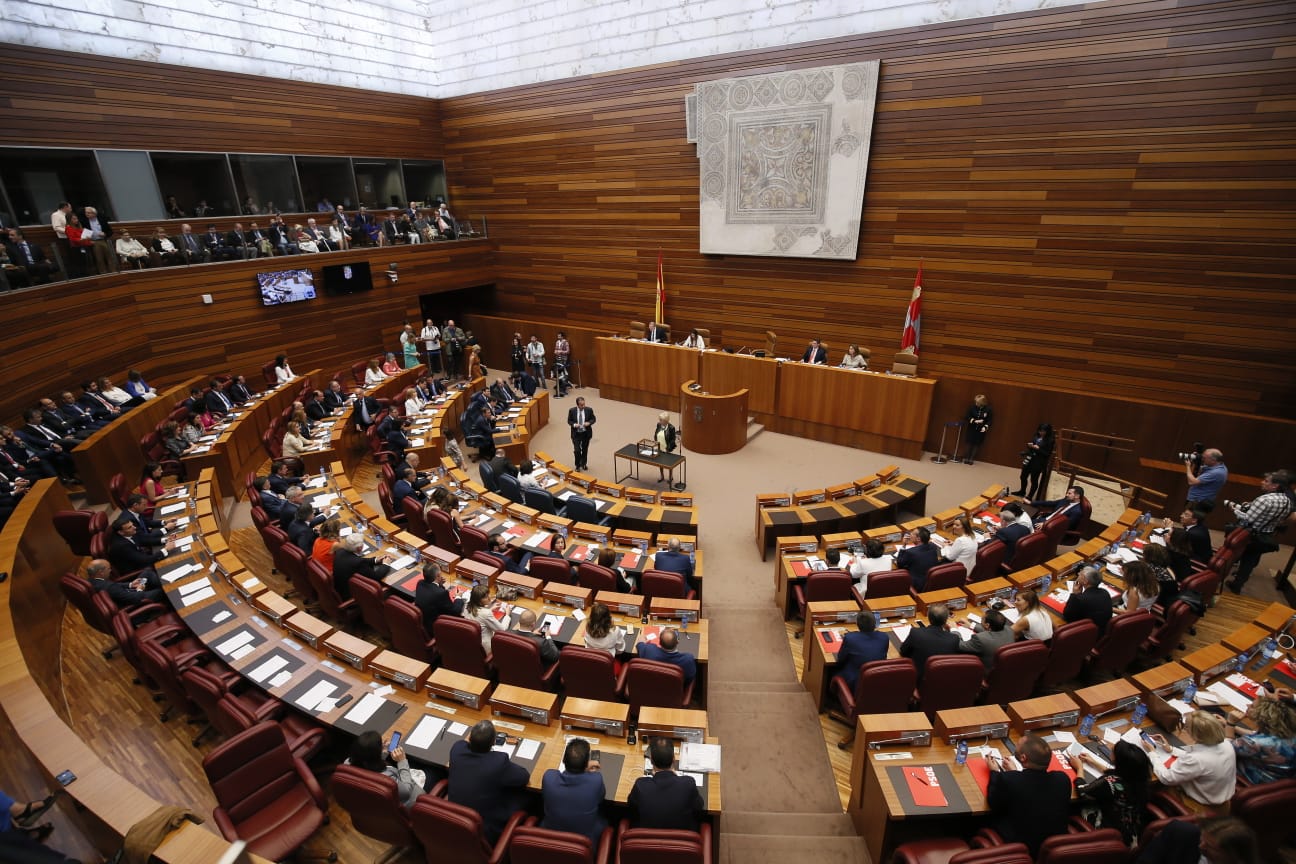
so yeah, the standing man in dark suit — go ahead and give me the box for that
[986,734,1072,856]
[567,396,596,472]
[800,338,828,364]
[448,720,530,843]
[414,561,464,634]
[899,603,960,681]
[628,737,704,831]
[540,738,606,844]
[1061,566,1113,635]
[895,528,940,592]
[332,534,392,600]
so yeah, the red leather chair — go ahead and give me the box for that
[920,561,966,594]
[1087,610,1157,680]
[180,663,282,747]
[202,722,334,862]
[891,839,1032,864]
[492,632,559,691]
[794,570,856,636]
[980,640,1049,705]
[558,646,623,702]
[1141,600,1201,662]
[623,658,694,714]
[461,525,491,556]
[380,460,397,487]
[213,694,327,763]
[968,540,1007,584]
[109,472,130,511]
[410,793,524,864]
[640,570,695,602]
[1038,514,1068,560]
[279,542,319,605]
[137,637,207,722]
[379,483,405,525]
[1222,526,1251,553]
[1003,531,1049,573]
[1060,498,1092,547]
[332,764,418,861]
[1180,568,1222,602]
[507,824,612,864]
[1035,828,1127,864]
[60,572,126,656]
[54,509,105,556]
[386,596,437,664]
[351,575,392,640]
[434,616,493,678]
[427,507,461,552]
[403,496,432,540]
[305,559,358,625]
[1038,619,1099,691]
[531,555,577,586]
[1233,777,1296,857]
[831,659,917,746]
[577,562,619,593]
[915,656,984,719]
[863,570,911,600]
[617,820,711,864]
[111,608,207,693]
[352,360,368,385]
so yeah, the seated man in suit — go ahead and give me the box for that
[332,534,393,600]
[645,322,669,343]
[993,503,1033,565]
[36,398,91,441]
[175,223,210,263]
[653,537,695,589]
[385,417,413,460]
[304,390,328,422]
[833,611,891,748]
[448,720,530,843]
[77,379,123,422]
[57,390,107,432]
[108,518,166,575]
[628,736,705,831]
[395,452,433,492]
[485,532,530,575]
[225,222,257,259]
[637,628,697,686]
[87,558,164,607]
[228,375,256,404]
[391,467,426,509]
[1175,508,1213,563]
[3,228,56,284]
[1030,485,1086,531]
[204,378,235,415]
[958,608,1014,669]
[0,425,56,479]
[119,493,169,546]
[321,379,347,412]
[266,460,297,495]
[986,734,1072,856]
[351,387,381,432]
[284,503,318,554]
[899,602,960,681]
[414,561,464,634]
[514,609,560,666]
[277,486,326,532]
[15,408,79,479]
[800,337,828,364]
[895,527,940,592]
[1061,565,1113,635]
[201,224,234,261]
[0,475,30,529]
[541,738,606,845]
[251,476,285,519]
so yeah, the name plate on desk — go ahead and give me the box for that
[541,584,591,609]
[1182,644,1239,684]
[1073,679,1141,717]
[496,572,540,600]
[562,716,625,737]
[492,702,551,726]
[322,631,380,672]
[862,596,916,621]
[369,650,430,692]
[281,610,335,650]
[964,578,1014,606]
[639,707,707,743]
[649,598,701,623]
[427,669,491,710]
[560,698,629,738]
[935,706,1011,743]
[915,588,967,613]
[1006,694,1082,733]
[595,591,643,617]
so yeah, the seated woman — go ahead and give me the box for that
[847,539,894,592]
[462,584,507,651]
[1227,697,1296,785]
[582,601,625,664]
[1146,710,1236,815]
[161,420,190,459]
[839,343,869,369]
[1072,740,1152,845]
[1119,560,1160,614]
[280,420,309,459]
[1165,528,1196,583]
[295,225,318,253]
[1010,588,1053,641]
[364,358,387,387]
[1143,544,1180,608]
[273,354,295,384]
[312,518,342,571]
[596,546,635,593]
[125,369,157,401]
[381,352,402,376]
[426,486,464,544]
[346,730,428,808]
[138,461,166,516]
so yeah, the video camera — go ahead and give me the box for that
[1177,442,1205,473]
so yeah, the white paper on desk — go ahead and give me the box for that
[680,743,722,773]
[683,771,706,787]
[1120,727,1146,747]
[316,697,339,713]
[168,534,193,547]
[307,476,327,488]
[230,643,256,661]
[1053,730,1077,744]
[1166,698,1194,716]
[344,692,387,725]
[296,681,337,711]
[407,716,447,750]
[189,445,212,454]
[211,610,233,625]
[1149,534,1166,546]
[374,684,395,697]
[952,626,975,641]
[1106,564,1124,579]
[160,502,187,516]
[173,516,191,528]
[515,738,541,760]
[526,530,553,548]
[448,722,469,737]
[892,625,913,642]
[491,743,516,757]
[410,438,425,446]
[967,613,982,624]
[1117,547,1140,563]
[1001,607,1021,623]
[389,555,415,571]
[541,614,567,633]
[249,655,290,683]
[571,608,587,622]
[1102,728,1122,747]
[269,670,293,688]
[182,585,216,606]
[1050,589,1071,604]
[340,526,354,537]
[1204,681,1252,712]
[178,576,212,595]
[243,576,261,589]
[216,630,256,655]
[313,492,337,505]
[161,563,196,583]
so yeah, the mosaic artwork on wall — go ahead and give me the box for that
[693,61,879,260]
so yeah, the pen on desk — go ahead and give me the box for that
[911,771,930,786]
[393,702,408,717]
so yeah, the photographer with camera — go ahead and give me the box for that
[1184,446,1228,512]
[1225,470,1294,594]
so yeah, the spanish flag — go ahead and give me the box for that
[900,263,923,354]
[654,249,665,323]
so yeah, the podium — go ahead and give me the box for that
[680,380,748,454]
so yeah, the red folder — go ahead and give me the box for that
[639,625,664,644]
[620,552,641,569]
[791,560,813,578]
[570,545,591,562]
[903,766,949,807]
[397,572,421,593]
[1041,594,1066,615]
[816,629,841,655]
[448,585,469,601]
[967,757,992,796]
[504,525,528,539]
[1047,752,1077,783]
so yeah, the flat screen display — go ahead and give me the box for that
[257,269,316,306]
[321,261,373,295]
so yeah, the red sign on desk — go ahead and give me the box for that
[816,629,842,656]
[903,766,948,807]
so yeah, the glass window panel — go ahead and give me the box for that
[229,153,300,215]
[296,156,357,211]
[0,148,108,226]
[95,150,163,221]
[401,160,447,209]
[352,158,404,210]
[150,153,237,219]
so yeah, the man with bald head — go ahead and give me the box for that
[1185,447,1227,512]
[636,627,697,685]
[515,609,560,665]
[87,558,164,607]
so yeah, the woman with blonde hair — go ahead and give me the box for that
[462,584,507,651]
[1010,588,1053,641]
[365,357,387,386]
[1145,711,1236,814]
[467,345,483,381]
[1228,697,1296,785]
[941,516,977,576]
[1120,560,1160,613]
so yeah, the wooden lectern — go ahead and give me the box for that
[679,380,748,455]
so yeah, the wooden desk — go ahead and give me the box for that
[699,350,778,416]
[596,338,700,408]
[679,380,748,454]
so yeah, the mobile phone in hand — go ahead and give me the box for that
[388,731,402,753]
[591,749,602,762]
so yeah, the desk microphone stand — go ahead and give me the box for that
[931,421,961,464]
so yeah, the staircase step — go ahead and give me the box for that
[704,680,807,694]
[721,811,858,837]
[720,833,868,864]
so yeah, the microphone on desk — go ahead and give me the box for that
[867,731,932,749]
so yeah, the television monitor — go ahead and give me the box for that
[256,269,315,306]
[321,261,373,295]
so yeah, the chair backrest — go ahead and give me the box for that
[1040,515,1068,559]
[1223,526,1251,552]
[1142,600,1200,661]
[629,321,646,339]
[179,664,228,724]
[558,646,621,702]
[618,825,709,864]
[804,571,855,603]
[917,655,984,718]
[59,573,116,635]
[1180,568,1222,601]
[565,495,602,524]
[891,350,918,375]
[403,496,431,540]
[410,795,494,864]
[864,569,911,599]
[530,555,575,586]
[460,525,490,556]
[1039,619,1100,689]
[498,473,525,504]
[305,558,348,620]
[250,505,271,535]
[138,638,197,717]
[434,616,491,676]
[426,507,460,552]
[508,825,594,864]
[982,640,1050,705]
[969,540,1008,584]
[923,561,967,592]
[576,562,618,592]
[1036,828,1129,864]
[385,595,435,660]
[854,659,918,717]
[53,510,97,557]
[350,575,392,639]
[109,472,130,510]
[523,487,559,516]
[378,482,400,521]
[1234,777,1296,857]
[478,461,499,493]
[641,570,689,601]
[202,722,305,828]
[331,764,416,848]
[278,542,317,604]
[1089,609,1157,676]
[1007,530,1050,572]
[492,632,549,690]
[624,658,687,711]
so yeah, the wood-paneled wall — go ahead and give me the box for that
[0,44,441,156]
[440,0,1296,424]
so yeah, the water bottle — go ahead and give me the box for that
[1234,652,1248,673]
[688,548,696,569]
[1041,574,1052,593]
[412,548,422,565]
[319,465,327,479]
[1264,637,1279,659]
[955,740,968,765]
[1079,714,1095,738]
[1184,680,1198,703]
[1131,701,1148,725]
[1141,511,1151,527]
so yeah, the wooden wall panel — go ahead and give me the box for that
[440,0,1296,425]
[0,45,441,156]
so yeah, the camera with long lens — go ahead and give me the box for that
[1177,442,1205,472]
[1223,499,1238,510]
